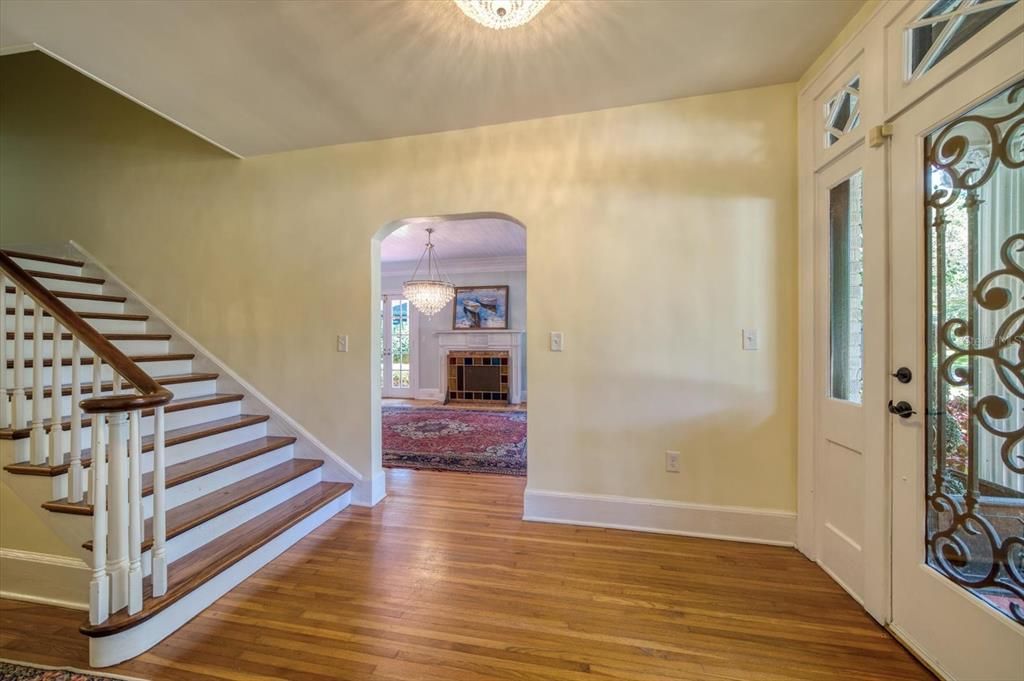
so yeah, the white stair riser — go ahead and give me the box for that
[6,359,192,386]
[9,258,82,277]
[142,445,295,520]
[3,293,124,315]
[17,379,216,422]
[4,338,169,358]
[2,315,147,334]
[88,491,349,668]
[43,421,270,494]
[26,277,104,295]
[161,468,322,566]
[7,402,243,464]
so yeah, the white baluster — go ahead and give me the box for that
[152,406,167,597]
[106,408,129,613]
[29,302,47,465]
[48,322,62,466]
[88,402,110,625]
[127,409,143,614]
[11,288,26,437]
[0,274,9,429]
[87,359,105,506]
[68,338,84,503]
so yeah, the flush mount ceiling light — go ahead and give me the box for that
[454,0,549,30]
[402,228,456,317]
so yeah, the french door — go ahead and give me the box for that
[889,40,1023,680]
[381,295,414,398]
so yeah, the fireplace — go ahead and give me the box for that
[447,351,509,403]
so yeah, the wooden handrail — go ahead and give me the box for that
[0,252,172,413]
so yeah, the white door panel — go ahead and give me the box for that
[889,36,1024,681]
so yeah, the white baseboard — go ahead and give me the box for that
[351,469,386,507]
[0,548,89,611]
[68,241,364,486]
[415,389,444,401]
[523,489,797,546]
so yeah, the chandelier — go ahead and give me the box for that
[402,228,455,317]
[453,0,549,30]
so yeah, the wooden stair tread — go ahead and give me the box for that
[1,249,85,268]
[80,481,351,637]
[6,332,172,342]
[4,307,147,321]
[5,352,193,370]
[4,286,127,303]
[22,371,214,400]
[141,436,296,497]
[23,269,105,285]
[79,458,323,550]
[1,392,240,440]
[5,414,270,477]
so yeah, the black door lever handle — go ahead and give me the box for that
[888,400,917,418]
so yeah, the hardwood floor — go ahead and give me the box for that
[0,469,933,681]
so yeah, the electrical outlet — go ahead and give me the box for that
[665,450,681,473]
[550,331,564,352]
[337,335,348,352]
[742,328,759,351]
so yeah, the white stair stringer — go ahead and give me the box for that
[88,488,350,668]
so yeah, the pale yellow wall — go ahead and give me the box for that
[1,52,798,512]
[0,479,76,556]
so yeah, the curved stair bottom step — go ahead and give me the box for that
[87,487,351,668]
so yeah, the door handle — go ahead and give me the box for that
[887,400,917,418]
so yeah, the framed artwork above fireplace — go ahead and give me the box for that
[453,285,509,330]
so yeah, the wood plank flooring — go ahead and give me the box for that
[0,469,933,680]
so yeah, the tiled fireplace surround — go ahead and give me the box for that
[437,330,524,405]
[447,351,509,403]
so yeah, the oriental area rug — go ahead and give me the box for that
[382,407,527,476]
[0,660,146,681]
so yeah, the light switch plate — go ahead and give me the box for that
[337,335,348,352]
[550,331,564,352]
[665,451,681,473]
[742,328,759,351]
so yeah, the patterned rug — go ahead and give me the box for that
[382,407,527,476]
[0,661,146,681]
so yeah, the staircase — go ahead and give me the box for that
[0,249,353,667]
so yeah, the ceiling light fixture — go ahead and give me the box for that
[403,228,456,317]
[454,0,549,30]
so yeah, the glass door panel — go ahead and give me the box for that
[924,79,1024,623]
[381,296,414,398]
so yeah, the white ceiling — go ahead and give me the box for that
[0,0,863,158]
[381,218,525,264]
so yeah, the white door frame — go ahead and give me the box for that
[798,1,1024,640]
[381,292,418,399]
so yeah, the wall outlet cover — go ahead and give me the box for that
[550,331,564,352]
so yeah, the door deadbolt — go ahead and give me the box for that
[891,367,913,383]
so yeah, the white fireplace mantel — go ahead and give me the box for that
[436,330,525,404]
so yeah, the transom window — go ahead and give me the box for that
[907,0,1018,81]
[823,75,861,148]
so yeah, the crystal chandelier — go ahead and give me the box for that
[402,228,455,317]
[453,0,549,30]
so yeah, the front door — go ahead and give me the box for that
[889,44,1023,679]
[381,295,414,398]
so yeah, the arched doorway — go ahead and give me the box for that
[371,212,527,491]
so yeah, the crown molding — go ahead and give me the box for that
[381,255,526,277]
